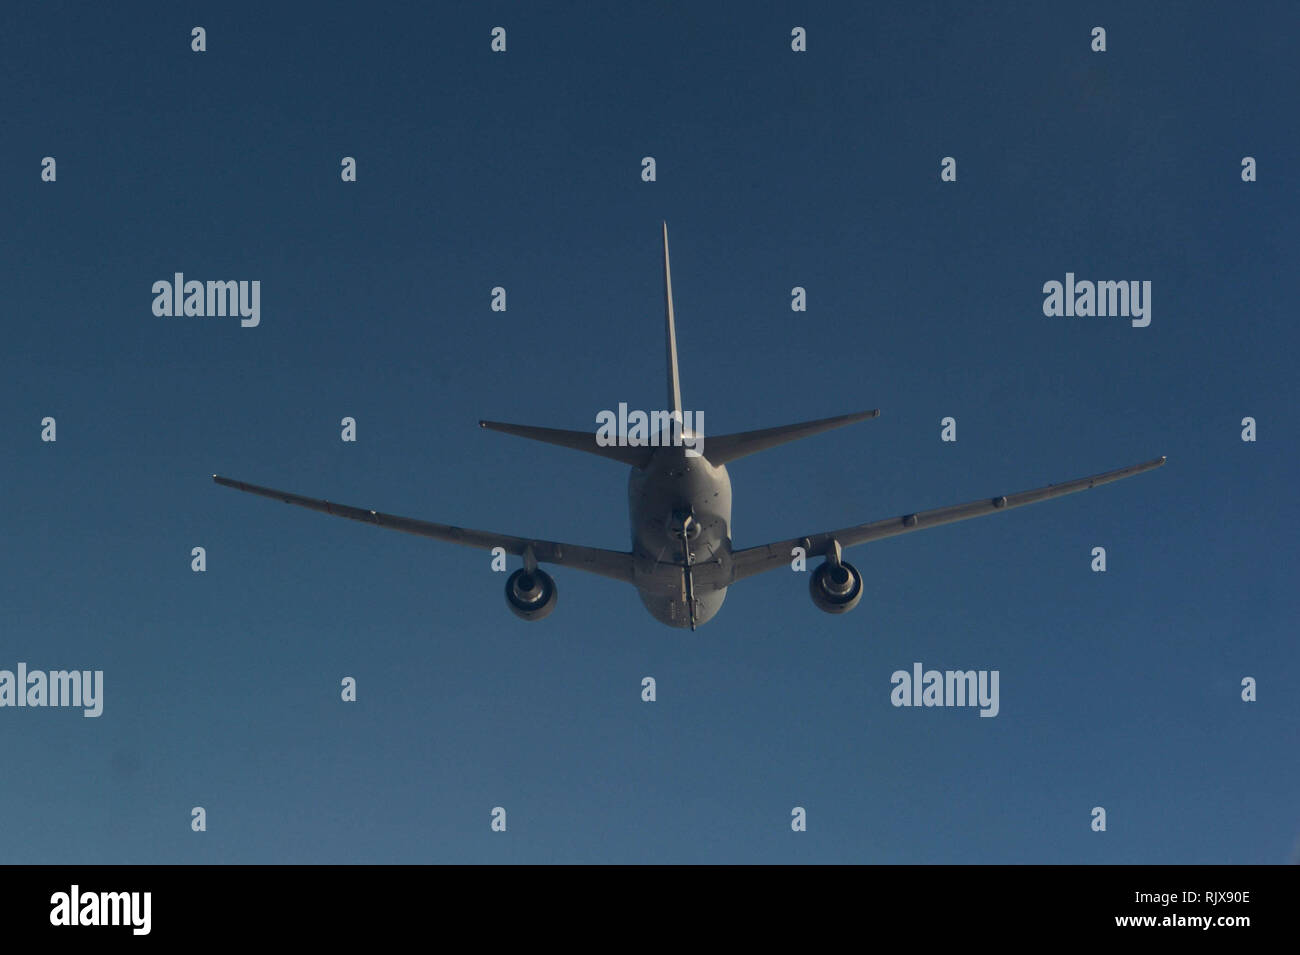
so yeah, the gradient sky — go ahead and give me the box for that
[2,1,1296,863]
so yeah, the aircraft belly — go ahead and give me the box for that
[636,585,728,629]
[628,453,733,628]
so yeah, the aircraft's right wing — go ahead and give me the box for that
[212,475,637,583]
[729,456,1166,583]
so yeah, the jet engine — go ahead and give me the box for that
[809,559,863,614]
[505,567,558,621]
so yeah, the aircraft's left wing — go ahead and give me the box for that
[212,475,637,583]
[729,456,1166,583]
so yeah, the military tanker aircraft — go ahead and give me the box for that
[215,224,1164,629]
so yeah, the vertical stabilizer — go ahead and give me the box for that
[662,222,683,419]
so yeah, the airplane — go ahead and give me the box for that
[214,223,1165,630]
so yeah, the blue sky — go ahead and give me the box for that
[1,1,1296,863]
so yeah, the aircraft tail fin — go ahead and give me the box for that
[475,224,685,472]
[702,410,880,466]
[662,222,683,421]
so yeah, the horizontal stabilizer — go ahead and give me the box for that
[479,420,654,468]
[704,409,880,466]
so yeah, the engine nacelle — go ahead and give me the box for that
[505,567,558,621]
[809,559,863,614]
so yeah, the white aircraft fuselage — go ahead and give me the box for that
[628,445,733,628]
